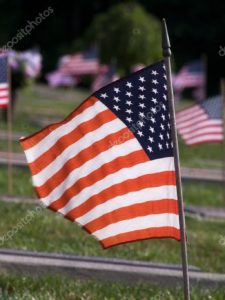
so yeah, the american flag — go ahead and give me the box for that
[59,49,100,76]
[20,61,180,248]
[177,96,223,145]
[46,71,78,87]
[0,54,9,108]
[91,64,119,92]
[174,60,205,92]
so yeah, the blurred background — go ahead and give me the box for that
[0,1,225,299]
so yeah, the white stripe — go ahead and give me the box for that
[186,134,224,145]
[0,83,8,89]
[179,119,223,135]
[176,106,202,121]
[0,99,8,104]
[92,213,180,241]
[182,126,223,139]
[37,138,139,203]
[77,185,177,226]
[24,100,107,163]
[53,157,175,215]
[176,108,203,124]
[32,118,125,186]
[176,106,200,118]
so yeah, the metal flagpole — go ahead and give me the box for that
[162,19,190,300]
[7,58,13,195]
[220,79,225,202]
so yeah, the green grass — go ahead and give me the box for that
[0,201,225,273]
[0,273,224,300]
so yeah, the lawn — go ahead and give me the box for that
[0,201,225,273]
[0,273,224,300]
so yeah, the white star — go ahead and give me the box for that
[162,104,166,111]
[167,132,170,139]
[167,123,171,129]
[114,87,120,93]
[139,76,145,83]
[114,96,120,102]
[152,70,158,75]
[139,112,145,118]
[147,146,153,153]
[139,86,146,91]
[171,141,173,148]
[139,103,146,109]
[166,142,169,148]
[161,114,165,121]
[126,109,133,114]
[126,100,133,106]
[100,93,108,99]
[152,79,159,84]
[151,107,157,114]
[148,136,154,143]
[158,143,163,150]
[138,121,145,127]
[163,64,166,70]
[163,94,167,100]
[151,98,157,104]
[160,124,165,130]
[126,117,133,123]
[113,105,120,111]
[152,88,158,94]
[163,74,167,79]
[159,133,164,140]
[149,127,155,133]
[137,130,144,137]
[163,84,167,90]
[126,82,133,88]
[126,91,133,97]
[150,117,156,123]
[139,95,146,100]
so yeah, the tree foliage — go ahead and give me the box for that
[86,3,161,74]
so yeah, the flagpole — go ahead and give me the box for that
[162,19,190,300]
[7,58,13,195]
[220,79,225,202]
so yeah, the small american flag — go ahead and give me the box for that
[59,49,100,76]
[174,60,205,92]
[20,61,180,248]
[177,96,223,145]
[0,54,9,108]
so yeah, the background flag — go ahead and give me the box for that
[0,54,9,108]
[20,61,180,248]
[91,64,119,92]
[176,95,223,145]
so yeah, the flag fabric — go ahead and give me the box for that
[59,49,100,76]
[20,60,180,248]
[91,64,119,92]
[176,96,223,145]
[174,60,205,92]
[0,54,9,108]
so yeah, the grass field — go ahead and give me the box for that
[0,273,225,300]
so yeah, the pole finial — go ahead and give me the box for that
[162,18,172,57]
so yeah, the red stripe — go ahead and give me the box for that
[20,96,99,149]
[83,199,179,233]
[48,150,149,211]
[64,171,176,220]
[35,127,134,198]
[99,227,181,248]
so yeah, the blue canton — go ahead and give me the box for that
[94,60,174,160]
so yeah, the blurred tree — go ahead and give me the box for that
[85,2,161,74]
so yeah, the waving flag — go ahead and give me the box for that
[20,61,180,248]
[0,54,9,108]
[177,96,223,145]
[174,60,205,92]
